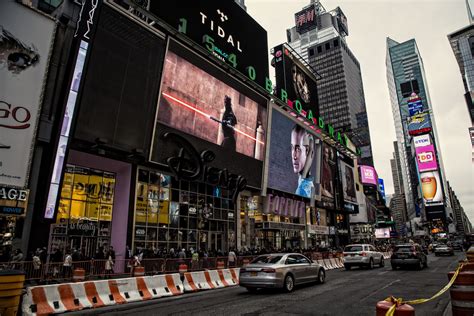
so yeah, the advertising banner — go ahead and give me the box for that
[339,160,357,205]
[408,97,423,116]
[151,40,267,188]
[408,112,432,136]
[148,1,269,88]
[416,144,438,172]
[413,134,431,148]
[0,186,29,216]
[420,171,444,206]
[375,227,391,238]
[273,44,319,118]
[295,7,317,34]
[0,2,55,187]
[267,109,321,199]
[320,143,337,209]
[360,165,378,186]
[378,178,386,200]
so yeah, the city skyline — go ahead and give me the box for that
[246,0,474,222]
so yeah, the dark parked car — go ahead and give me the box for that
[434,244,454,256]
[391,244,428,270]
[239,253,325,292]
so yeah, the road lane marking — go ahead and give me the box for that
[360,279,401,302]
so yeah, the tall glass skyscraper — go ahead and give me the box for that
[386,38,451,229]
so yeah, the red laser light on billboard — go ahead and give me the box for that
[162,92,265,145]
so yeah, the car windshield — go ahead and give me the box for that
[395,246,413,253]
[251,255,283,264]
[344,246,363,252]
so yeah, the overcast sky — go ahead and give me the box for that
[246,0,474,222]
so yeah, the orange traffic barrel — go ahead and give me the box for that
[133,266,145,277]
[376,300,415,316]
[0,270,25,316]
[72,268,85,282]
[448,269,474,316]
[179,264,188,274]
[217,261,225,269]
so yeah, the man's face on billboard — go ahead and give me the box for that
[291,129,309,174]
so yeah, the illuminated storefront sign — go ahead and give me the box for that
[0,186,29,216]
[295,7,317,34]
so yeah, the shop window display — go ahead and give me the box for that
[50,165,116,259]
[132,168,236,255]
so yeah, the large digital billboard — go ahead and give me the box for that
[151,40,267,188]
[360,165,378,186]
[339,160,357,205]
[0,2,55,187]
[408,112,432,136]
[148,1,269,88]
[320,143,337,209]
[74,6,166,156]
[267,109,321,199]
[273,44,319,118]
[415,144,438,172]
[420,171,443,206]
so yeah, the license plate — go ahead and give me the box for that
[250,272,257,276]
[399,255,407,259]
[351,254,355,257]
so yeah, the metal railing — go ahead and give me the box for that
[2,251,344,284]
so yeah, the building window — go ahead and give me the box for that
[317,46,322,53]
[334,39,339,47]
[325,42,330,50]
[309,48,314,56]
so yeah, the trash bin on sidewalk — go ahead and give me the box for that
[0,270,25,316]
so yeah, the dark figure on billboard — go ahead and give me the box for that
[321,146,334,198]
[221,95,237,151]
[291,64,311,103]
[344,165,356,200]
[291,124,314,198]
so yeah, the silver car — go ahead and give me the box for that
[343,244,385,270]
[239,253,325,292]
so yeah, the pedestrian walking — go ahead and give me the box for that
[228,248,237,268]
[63,251,72,279]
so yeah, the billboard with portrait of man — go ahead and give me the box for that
[319,142,337,209]
[339,160,357,205]
[267,108,321,199]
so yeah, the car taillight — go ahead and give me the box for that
[360,252,367,257]
[261,268,276,273]
[343,253,349,257]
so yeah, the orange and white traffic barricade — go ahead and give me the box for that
[329,258,339,269]
[133,266,145,277]
[22,283,91,315]
[323,258,334,270]
[317,259,326,269]
[182,271,215,292]
[216,261,225,269]
[143,273,184,298]
[221,268,239,286]
[72,268,86,282]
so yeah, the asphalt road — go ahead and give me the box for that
[73,251,464,316]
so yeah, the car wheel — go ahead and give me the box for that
[246,287,258,293]
[380,258,385,268]
[368,258,374,269]
[344,264,351,271]
[283,274,295,292]
[317,269,325,284]
[418,259,424,270]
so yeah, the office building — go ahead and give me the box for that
[448,0,474,162]
[386,37,451,233]
[286,0,374,166]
